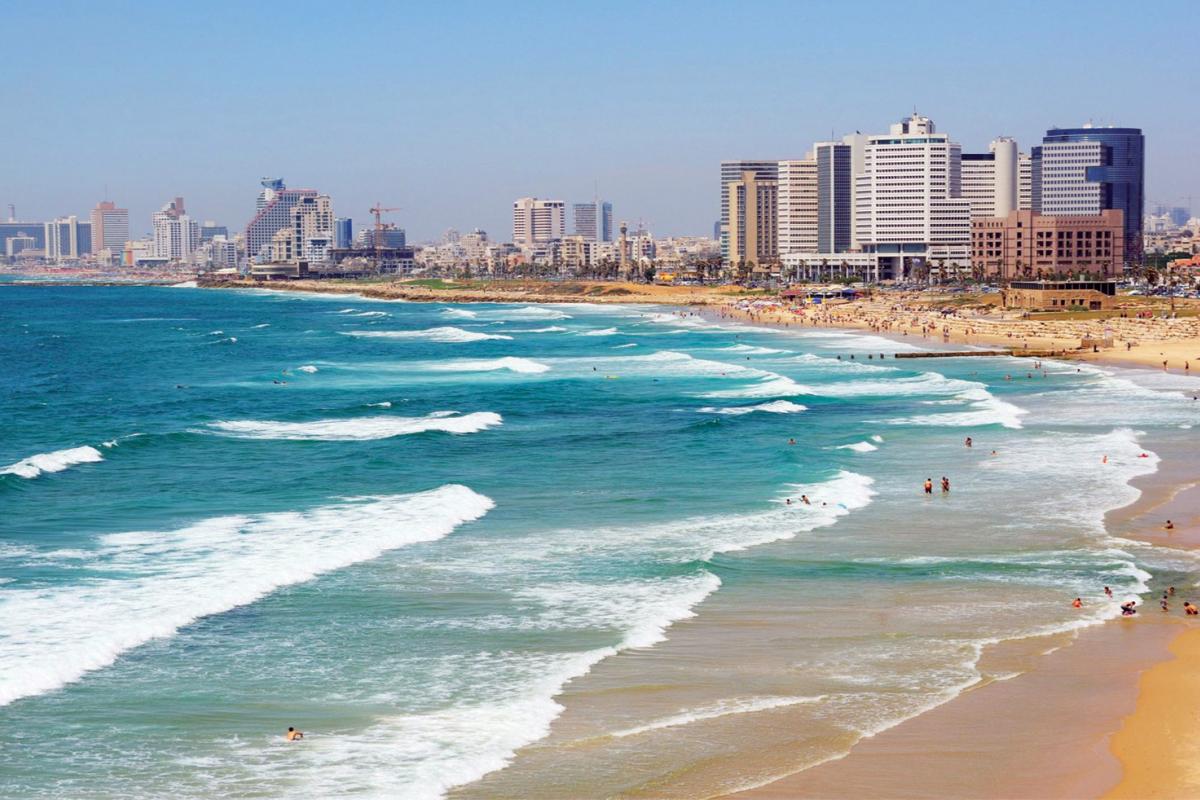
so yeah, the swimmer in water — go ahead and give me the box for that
[286,727,304,741]
[1104,586,1113,598]
[965,436,972,448]
[1165,520,1175,530]
[1072,598,1082,609]
[924,478,933,495]
[788,438,796,445]
[801,495,810,505]
[941,476,950,493]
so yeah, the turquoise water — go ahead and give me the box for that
[1,285,1198,798]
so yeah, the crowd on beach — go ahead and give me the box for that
[713,291,1200,372]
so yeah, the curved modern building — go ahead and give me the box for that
[1035,125,1144,267]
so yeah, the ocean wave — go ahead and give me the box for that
[296,365,319,373]
[340,327,513,343]
[718,344,788,355]
[494,306,572,320]
[0,485,494,707]
[698,400,807,416]
[608,695,827,739]
[837,441,878,452]
[702,374,806,399]
[1,445,104,479]
[291,572,718,799]
[205,411,502,441]
[508,326,568,333]
[580,327,619,337]
[886,386,1026,429]
[426,357,550,374]
[440,308,478,319]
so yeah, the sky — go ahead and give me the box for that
[2,0,1197,243]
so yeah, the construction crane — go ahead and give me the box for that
[368,203,400,273]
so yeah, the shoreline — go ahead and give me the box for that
[72,276,1199,797]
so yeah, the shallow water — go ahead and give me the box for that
[1,286,1197,798]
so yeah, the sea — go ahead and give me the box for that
[1,283,1198,799]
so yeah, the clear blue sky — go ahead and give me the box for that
[2,0,1196,242]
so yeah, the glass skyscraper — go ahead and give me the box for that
[1037,126,1144,266]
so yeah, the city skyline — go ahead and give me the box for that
[2,1,1197,241]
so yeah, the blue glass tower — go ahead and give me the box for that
[1039,126,1144,265]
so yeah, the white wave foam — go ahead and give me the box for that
[719,344,788,355]
[1,446,104,479]
[580,327,619,337]
[703,375,806,399]
[887,386,1026,429]
[0,485,493,707]
[614,343,638,349]
[366,401,392,408]
[837,441,878,452]
[870,435,884,443]
[293,572,718,800]
[205,412,502,441]
[296,365,319,373]
[496,306,572,320]
[251,323,270,329]
[440,308,478,319]
[426,357,550,375]
[351,310,389,318]
[698,400,807,416]
[609,695,826,739]
[509,326,568,333]
[340,327,513,343]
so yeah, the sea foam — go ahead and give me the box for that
[340,327,512,343]
[1,446,104,479]
[0,485,494,707]
[205,411,502,441]
[427,357,550,374]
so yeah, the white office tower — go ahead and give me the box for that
[777,156,818,254]
[512,198,565,247]
[1019,153,1033,210]
[855,114,972,279]
[991,137,1018,216]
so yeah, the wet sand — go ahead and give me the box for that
[726,431,1200,799]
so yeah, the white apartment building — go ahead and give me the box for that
[512,198,565,247]
[855,114,972,278]
[777,156,818,254]
[1019,153,1033,211]
[152,200,201,263]
[1038,140,1106,216]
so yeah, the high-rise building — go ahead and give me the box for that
[90,201,129,260]
[268,195,335,263]
[570,201,613,242]
[815,143,854,253]
[245,179,319,262]
[1,222,46,253]
[855,114,972,278]
[512,198,565,246]
[45,216,91,262]
[720,161,777,263]
[777,156,818,255]
[152,199,200,262]
[199,221,228,242]
[1019,153,1033,211]
[334,217,353,249]
[726,170,777,267]
[1037,125,1145,266]
[6,235,36,258]
[962,138,1018,220]
[573,203,597,241]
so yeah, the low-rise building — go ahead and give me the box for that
[1001,279,1117,311]
[972,209,1124,280]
